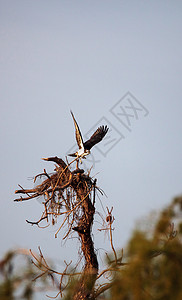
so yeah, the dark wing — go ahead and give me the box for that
[70,111,84,149]
[84,125,109,150]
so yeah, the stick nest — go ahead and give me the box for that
[14,156,97,239]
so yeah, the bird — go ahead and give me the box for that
[68,111,109,165]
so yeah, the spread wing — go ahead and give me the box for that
[84,125,109,150]
[70,111,84,149]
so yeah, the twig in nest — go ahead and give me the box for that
[26,216,49,228]
[55,185,94,238]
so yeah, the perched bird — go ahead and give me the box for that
[68,111,109,163]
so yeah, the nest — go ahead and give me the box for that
[14,156,97,239]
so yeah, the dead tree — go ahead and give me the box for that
[14,156,127,299]
[14,157,180,299]
[14,157,99,299]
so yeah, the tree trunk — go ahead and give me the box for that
[73,179,98,299]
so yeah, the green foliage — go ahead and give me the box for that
[0,249,50,300]
[110,197,182,300]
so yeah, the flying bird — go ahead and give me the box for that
[68,111,109,162]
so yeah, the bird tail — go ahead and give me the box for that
[68,153,77,157]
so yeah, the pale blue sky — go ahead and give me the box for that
[1,0,182,274]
